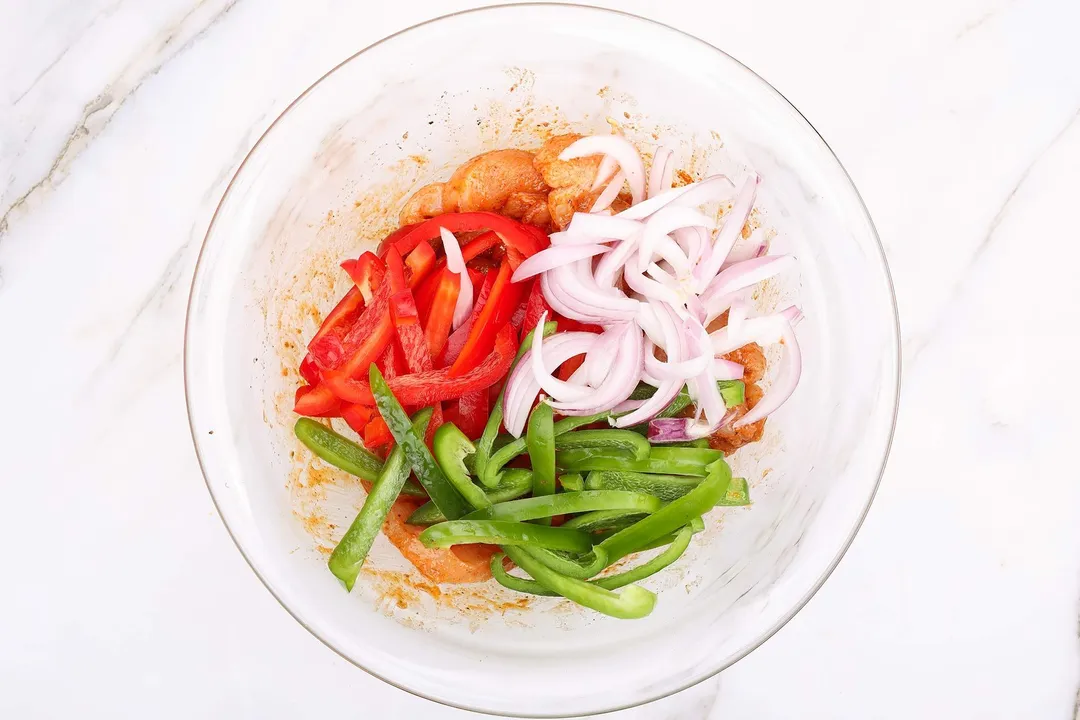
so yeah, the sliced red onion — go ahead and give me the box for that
[709,306,799,354]
[530,314,597,402]
[542,263,639,322]
[693,175,760,292]
[704,254,795,300]
[686,295,707,324]
[646,410,735,442]
[561,135,646,204]
[591,154,619,191]
[549,231,613,247]
[503,332,603,436]
[713,358,745,380]
[440,227,473,329]
[646,350,708,381]
[723,228,769,266]
[593,232,641,289]
[673,226,709,266]
[612,397,646,414]
[647,147,674,199]
[566,213,643,241]
[512,243,610,282]
[623,265,682,306]
[733,318,801,427]
[549,324,642,415]
[638,206,714,272]
[591,170,626,213]
[646,262,676,286]
[616,174,734,221]
[684,317,726,427]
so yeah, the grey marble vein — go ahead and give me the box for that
[0,0,243,239]
[905,104,1080,365]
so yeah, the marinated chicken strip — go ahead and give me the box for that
[533,133,606,229]
[399,149,548,226]
[502,191,552,227]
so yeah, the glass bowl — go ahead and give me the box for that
[185,5,900,717]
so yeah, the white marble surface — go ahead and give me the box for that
[2,0,1078,717]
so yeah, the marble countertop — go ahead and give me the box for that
[3,0,1078,717]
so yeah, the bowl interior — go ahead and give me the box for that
[185,6,898,717]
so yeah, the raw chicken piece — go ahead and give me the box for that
[533,134,605,229]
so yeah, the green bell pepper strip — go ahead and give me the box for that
[558,473,584,492]
[561,509,647,533]
[718,380,745,408]
[293,417,426,497]
[718,477,750,506]
[585,470,702,502]
[369,365,471,520]
[327,411,432,591]
[523,546,610,580]
[419,520,594,554]
[634,516,706,552]
[481,412,609,487]
[666,438,711,449]
[557,447,723,477]
[526,403,556,521]
[432,423,490,511]
[553,430,649,459]
[491,524,695,597]
[474,321,558,488]
[461,490,661,523]
[497,547,656,619]
[405,469,532,526]
[597,459,732,565]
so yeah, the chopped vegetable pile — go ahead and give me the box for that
[291,133,803,619]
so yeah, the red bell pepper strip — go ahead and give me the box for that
[376,342,401,381]
[318,325,519,407]
[438,267,497,368]
[364,416,393,449]
[519,279,549,342]
[388,212,547,262]
[425,402,444,450]
[390,290,434,373]
[341,252,385,303]
[299,353,321,386]
[375,222,420,258]
[385,247,407,294]
[457,390,489,439]
[448,260,525,378]
[294,384,343,417]
[320,280,395,377]
[341,404,373,434]
[307,287,364,353]
[422,270,461,359]
[405,242,436,289]
[557,354,587,381]
[461,231,501,261]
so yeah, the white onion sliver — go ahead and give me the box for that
[561,135,647,205]
[647,147,674,199]
[530,314,597,402]
[512,243,610,282]
[439,227,473,329]
[566,212,643,241]
[591,154,619,191]
[733,319,802,427]
[638,206,715,272]
[591,170,626,213]
[693,175,760,292]
[713,358,745,381]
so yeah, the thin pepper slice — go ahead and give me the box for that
[455,390,488,439]
[439,268,497,367]
[406,469,533,526]
[556,447,723,477]
[558,473,584,492]
[321,325,518,406]
[481,412,611,488]
[718,477,751,506]
[388,212,547,260]
[363,416,393,450]
[293,384,343,417]
[491,524,695,598]
[562,510,647,534]
[462,490,660,523]
[526,402,556,522]
[369,364,470,520]
[432,423,490,511]
[585,470,703,502]
[299,353,322,386]
[421,269,461,358]
[498,547,656,619]
[327,410,432,590]
[389,289,434,373]
[293,418,426,497]
[405,242,436,289]
[341,404,373,435]
[448,260,525,377]
[419,520,593,554]
[316,279,395,376]
[597,459,732,565]
[553,430,650,460]
[307,287,365,353]
[473,320,558,487]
